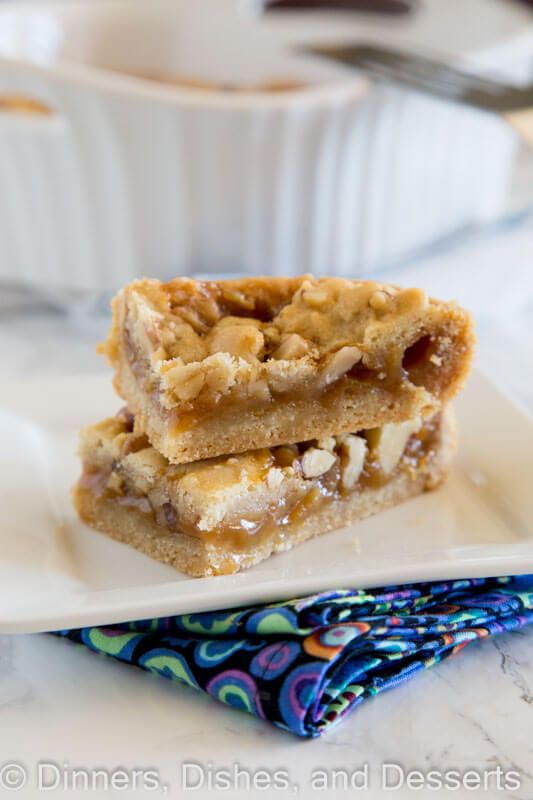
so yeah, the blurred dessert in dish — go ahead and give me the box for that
[0,94,51,114]
[122,70,307,92]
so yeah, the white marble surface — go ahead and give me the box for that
[0,218,532,799]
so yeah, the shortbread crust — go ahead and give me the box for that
[100,276,474,464]
[73,407,457,577]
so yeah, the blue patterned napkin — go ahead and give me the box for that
[54,575,533,738]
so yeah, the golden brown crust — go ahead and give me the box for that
[73,407,457,577]
[100,275,474,463]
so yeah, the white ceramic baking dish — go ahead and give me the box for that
[0,0,527,291]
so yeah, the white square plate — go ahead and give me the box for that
[1,369,532,633]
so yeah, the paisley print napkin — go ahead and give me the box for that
[54,575,533,737]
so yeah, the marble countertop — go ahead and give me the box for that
[1,219,533,799]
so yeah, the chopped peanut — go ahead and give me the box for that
[366,417,421,474]
[169,364,206,401]
[301,448,336,478]
[369,290,392,312]
[266,467,284,490]
[339,435,367,489]
[271,333,310,360]
[208,324,265,362]
[320,346,362,387]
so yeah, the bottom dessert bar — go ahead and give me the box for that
[73,407,457,577]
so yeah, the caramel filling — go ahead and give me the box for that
[123,320,453,436]
[78,413,441,553]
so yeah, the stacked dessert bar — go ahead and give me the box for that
[73,276,475,577]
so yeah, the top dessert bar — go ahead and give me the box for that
[100,275,474,464]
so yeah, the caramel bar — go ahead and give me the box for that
[99,276,473,464]
[73,407,457,577]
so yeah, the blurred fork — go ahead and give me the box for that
[301,43,533,147]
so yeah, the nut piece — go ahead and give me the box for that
[339,435,367,490]
[369,290,392,313]
[366,417,422,474]
[208,324,264,362]
[266,467,284,490]
[166,363,206,401]
[320,346,362,387]
[303,287,330,309]
[317,436,336,452]
[271,333,310,361]
[248,379,271,403]
[301,448,336,479]
[397,287,428,312]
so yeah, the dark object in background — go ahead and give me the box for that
[265,0,415,14]
[302,43,533,146]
